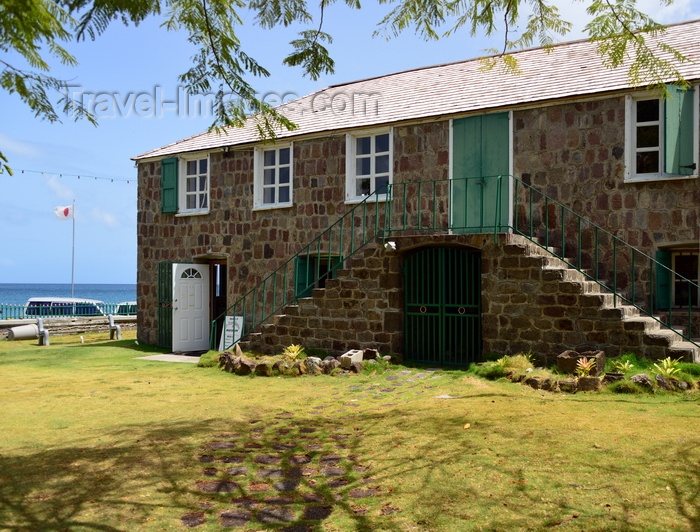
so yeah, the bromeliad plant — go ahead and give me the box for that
[652,357,682,378]
[282,344,306,361]
[576,357,596,377]
[611,359,635,374]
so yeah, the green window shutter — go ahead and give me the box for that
[655,250,672,310]
[664,85,695,175]
[295,256,314,298]
[161,157,178,213]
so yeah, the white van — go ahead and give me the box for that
[24,297,106,317]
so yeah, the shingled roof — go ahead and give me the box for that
[134,19,700,160]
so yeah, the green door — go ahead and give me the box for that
[158,261,174,349]
[452,113,510,233]
[404,247,481,365]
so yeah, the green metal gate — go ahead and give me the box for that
[158,262,173,349]
[404,247,481,365]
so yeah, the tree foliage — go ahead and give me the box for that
[0,0,691,174]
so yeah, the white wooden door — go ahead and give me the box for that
[172,263,210,352]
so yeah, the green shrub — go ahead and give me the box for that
[576,357,596,376]
[482,352,503,362]
[362,357,391,375]
[607,380,646,394]
[677,362,700,377]
[611,359,635,374]
[495,353,534,371]
[471,362,508,380]
[196,350,221,368]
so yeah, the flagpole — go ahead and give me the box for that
[71,199,75,298]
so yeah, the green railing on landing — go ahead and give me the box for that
[212,174,700,351]
[211,186,392,350]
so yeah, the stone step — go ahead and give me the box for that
[623,315,662,333]
[642,328,681,347]
[668,341,700,363]
[284,305,300,317]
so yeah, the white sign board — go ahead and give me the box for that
[218,316,244,351]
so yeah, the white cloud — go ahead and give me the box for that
[516,1,699,44]
[0,133,40,157]
[91,207,119,228]
[638,0,700,23]
[46,175,75,201]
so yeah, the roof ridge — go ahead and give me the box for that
[133,18,700,161]
[326,17,700,89]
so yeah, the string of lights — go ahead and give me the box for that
[11,168,135,184]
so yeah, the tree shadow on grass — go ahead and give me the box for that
[337,405,700,531]
[0,419,231,531]
[668,444,700,530]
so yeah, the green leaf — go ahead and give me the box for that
[283,30,335,80]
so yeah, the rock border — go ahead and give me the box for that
[218,348,391,377]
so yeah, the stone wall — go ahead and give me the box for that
[512,98,700,256]
[244,233,683,362]
[137,95,700,353]
[480,234,651,363]
[136,122,450,346]
[247,244,404,356]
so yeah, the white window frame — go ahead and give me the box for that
[254,143,293,210]
[178,154,210,215]
[624,87,699,183]
[345,128,393,203]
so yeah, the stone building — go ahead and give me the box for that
[133,20,700,364]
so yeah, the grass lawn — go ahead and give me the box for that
[1,332,699,531]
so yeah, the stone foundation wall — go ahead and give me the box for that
[245,233,675,362]
[247,244,404,356]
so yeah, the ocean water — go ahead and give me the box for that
[0,283,136,306]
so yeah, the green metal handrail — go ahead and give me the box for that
[211,187,391,349]
[511,176,700,347]
[211,173,700,351]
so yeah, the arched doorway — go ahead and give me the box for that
[404,247,482,365]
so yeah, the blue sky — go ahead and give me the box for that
[1,1,697,285]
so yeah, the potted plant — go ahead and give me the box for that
[576,357,602,391]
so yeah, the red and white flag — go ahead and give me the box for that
[54,205,74,220]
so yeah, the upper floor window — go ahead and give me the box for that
[625,86,697,182]
[182,157,209,213]
[160,154,210,215]
[255,145,292,209]
[346,130,392,202]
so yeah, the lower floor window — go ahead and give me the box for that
[657,248,700,308]
[673,251,699,307]
[295,255,343,298]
